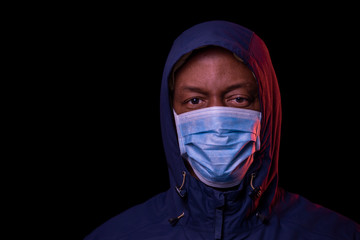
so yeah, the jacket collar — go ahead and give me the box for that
[166,168,270,238]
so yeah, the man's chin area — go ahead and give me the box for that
[184,160,241,192]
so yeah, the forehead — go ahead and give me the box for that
[173,46,257,89]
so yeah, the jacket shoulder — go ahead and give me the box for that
[273,189,360,239]
[84,191,171,240]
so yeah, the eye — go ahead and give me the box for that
[184,97,205,109]
[186,98,200,104]
[235,97,248,103]
[227,95,251,107]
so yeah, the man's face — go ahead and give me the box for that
[173,47,260,114]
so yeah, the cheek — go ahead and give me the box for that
[172,94,184,114]
[253,98,261,111]
[173,103,182,114]
[172,91,180,112]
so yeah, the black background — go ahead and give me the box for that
[14,3,359,239]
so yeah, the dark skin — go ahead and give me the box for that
[173,47,260,114]
[172,47,261,189]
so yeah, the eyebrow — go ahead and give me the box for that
[180,83,251,94]
[181,86,208,94]
[224,83,251,92]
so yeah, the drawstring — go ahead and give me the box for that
[168,212,185,226]
[169,171,187,226]
[175,171,187,198]
[249,173,269,224]
[170,171,269,226]
[250,173,256,190]
[249,173,262,200]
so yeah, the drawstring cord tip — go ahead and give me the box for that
[168,212,185,226]
[175,171,187,198]
[256,212,269,225]
[168,217,180,226]
[249,186,262,200]
[175,186,187,198]
[249,172,262,200]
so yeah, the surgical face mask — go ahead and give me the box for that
[173,106,261,188]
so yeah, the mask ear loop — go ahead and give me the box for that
[233,52,244,62]
[234,52,263,144]
[169,51,193,92]
[233,52,261,107]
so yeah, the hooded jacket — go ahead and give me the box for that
[85,20,359,240]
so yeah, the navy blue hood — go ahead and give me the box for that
[160,20,281,204]
[85,20,359,240]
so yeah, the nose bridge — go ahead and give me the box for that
[209,94,225,107]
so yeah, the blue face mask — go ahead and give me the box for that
[174,106,261,188]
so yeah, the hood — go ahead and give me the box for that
[160,20,281,219]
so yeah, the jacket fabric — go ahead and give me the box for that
[85,20,359,240]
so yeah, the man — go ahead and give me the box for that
[85,20,359,239]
